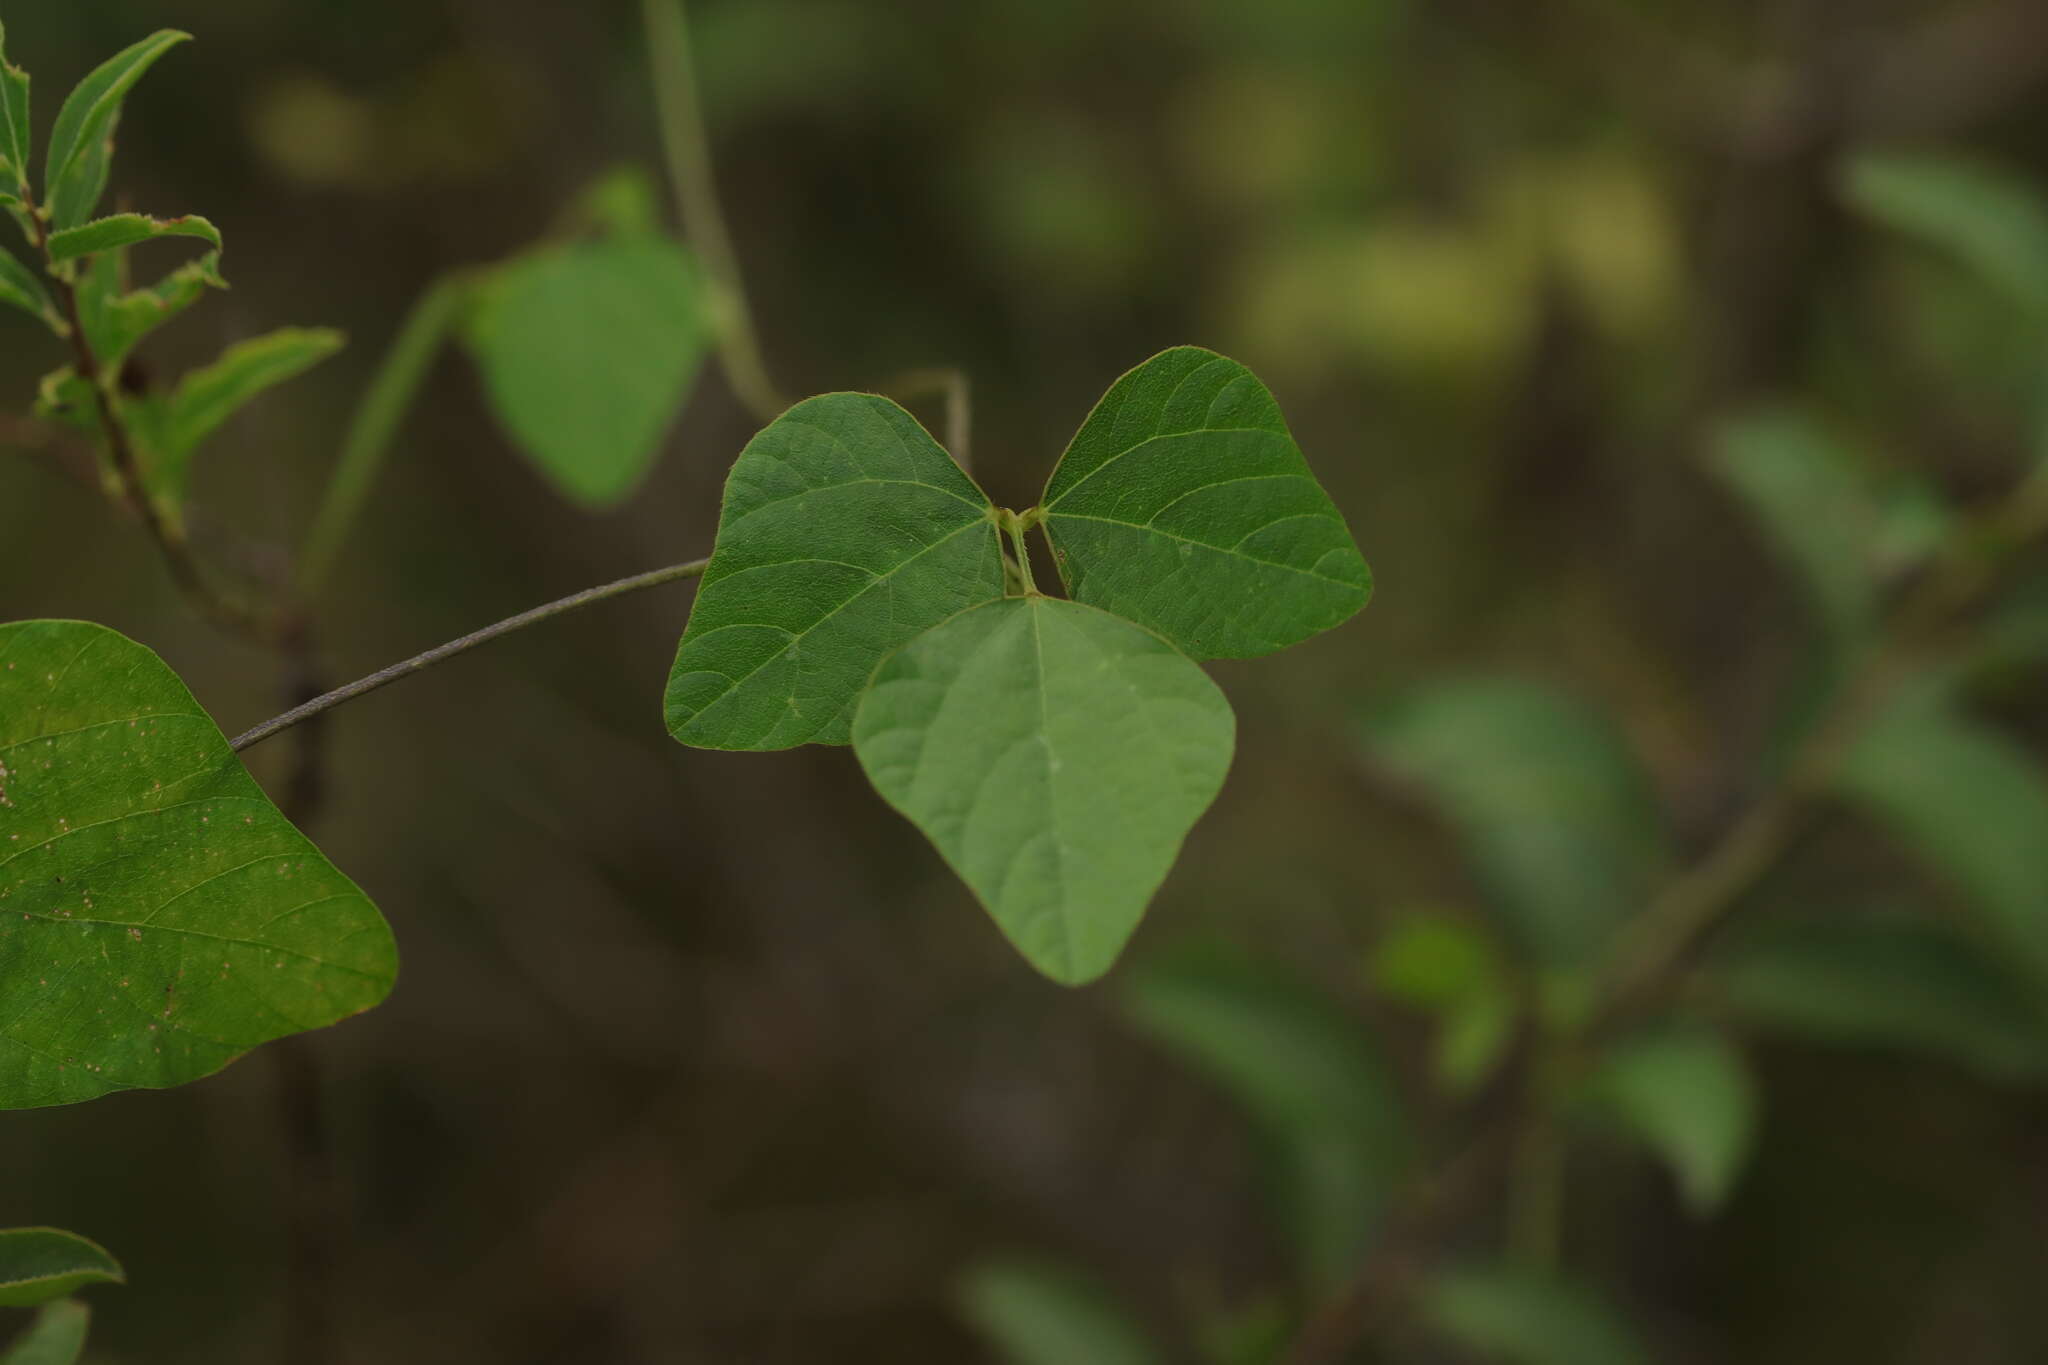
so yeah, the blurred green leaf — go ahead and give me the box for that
[1361,681,1666,967]
[1370,916,1517,1092]
[0,246,51,328]
[1587,1021,1757,1216]
[854,598,1234,985]
[1193,1293,1290,1365]
[0,1300,89,1365]
[957,1259,1162,1365]
[31,366,94,435]
[1423,1266,1650,1365]
[666,392,1004,749]
[46,212,218,264]
[143,326,344,506]
[44,31,189,230]
[1838,687,2048,979]
[0,1231,120,1308]
[1843,148,2048,317]
[1709,406,1884,655]
[1039,347,1371,660]
[465,237,709,507]
[1123,947,1410,1287]
[556,164,661,239]
[0,620,398,1109]
[0,23,30,196]
[1711,914,2048,1082]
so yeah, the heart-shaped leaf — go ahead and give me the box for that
[0,1230,121,1308]
[465,237,709,507]
[667,393,1005,750]
[853,596,1233,984]
[0,620,397,1109]
[1038,347,1371,659]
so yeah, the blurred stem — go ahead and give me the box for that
[641,0,787,423]
[299,273,472,594]
[882,365,973,471]
[231,557,710,752]
[1505,1045,1565,1270]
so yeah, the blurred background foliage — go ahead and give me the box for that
[8,0,2048,1361]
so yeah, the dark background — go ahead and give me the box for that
[5,1,2048,1361]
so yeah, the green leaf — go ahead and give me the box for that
[0,1230,121,1308]
[1837,688,2048,979]
[1586,1022,1757,1216]
[667,393,1005,750]
[1423,1266,1650,1365]
[1370,916,1517,1093]
[555,164,661,239]
[31,368,95,436]
[1123,946,1410,1286]
[1038,346,1371,659]
[0,1300,90,1365]
[1842,148,2048,316]
[1709,407,1884,656]
[0,23,31,196]
[957,1259,1163,1365]
[144,327,344,505]
[0,620,398,1109]
[1711,914,2048,1083]
[853,597,1233,984]
[0,246,52,329]
[1361,680,1667,967]
[80,250,224,371]
[464,237,709,506]
[44,30,189,230]
[46,212,219,264]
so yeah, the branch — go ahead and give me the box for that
[230,558,710,752]
[1280,451,2048,1365]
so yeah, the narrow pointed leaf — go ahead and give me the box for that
[1842,148,2048,316]
[853,597,1233,984]
[81,250,224,370]
[44,31,189,230]
[1123,947,1410,1286]
[1709,407,1885,657]
[1361,680,1667,966]
[1424,1267,1650,1365]
[0,247,52,328]
[0,23,31,195]
[0,620,398,1109]
[957,1260,1162,1365]
[45,119,111,233]
[465,237,709,506]
[1711,915,2048,1083]
[1587,1022,1757,1216]
[1837,688,2048,979]
[667,393,1005,750]
[0,1230,121,1308]
[46,212,218,264]
[1038,346,1370,659]
[0,1300,90,1365]
[146,327,343,504]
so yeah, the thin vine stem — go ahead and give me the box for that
[231,557,710,752]
[641,0,787,423]
[299,272,473,593]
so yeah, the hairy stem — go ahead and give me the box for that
[231,558,710,752]
[641,0,786,423]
